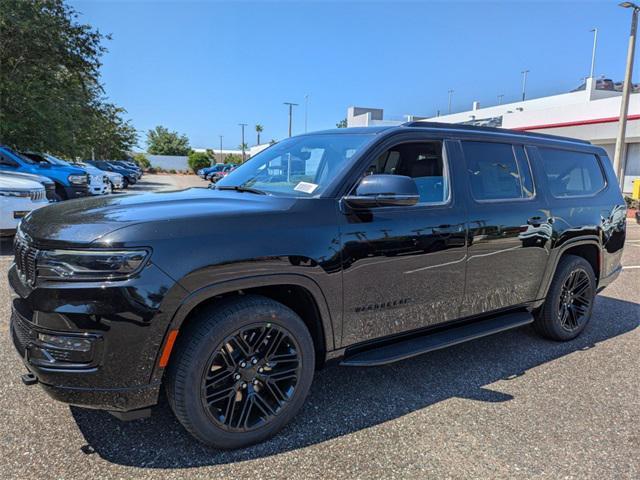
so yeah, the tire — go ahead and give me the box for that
[54,185,67,201]
[122,178,129,189]
[534,254,596,341]
[166,295,315,449]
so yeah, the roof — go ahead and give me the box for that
[400,121,591,145]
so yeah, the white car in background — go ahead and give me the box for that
[75,162,124,191]
[0,174,49,236]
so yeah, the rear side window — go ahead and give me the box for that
[462,141,534,201]
[538,148,606,197]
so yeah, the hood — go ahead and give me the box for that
[20,187,295,246]
[0,174,45,191]
[0,171,54,186]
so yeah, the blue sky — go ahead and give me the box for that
[70,0,635,150]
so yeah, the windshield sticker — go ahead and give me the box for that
[294,181,319,194]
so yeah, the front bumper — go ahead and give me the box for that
[0,197,49,234]
[8,260,184,412]
[62,184,89,199]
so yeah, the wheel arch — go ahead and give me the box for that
[154,274,336,380]
[537,237,601,300]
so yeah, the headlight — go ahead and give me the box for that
[0,189,31,197]
[68,174,87,185]
[37,249,150,281]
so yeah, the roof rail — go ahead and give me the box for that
[401,121,591,145]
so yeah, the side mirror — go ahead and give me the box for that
[343,174,419,209]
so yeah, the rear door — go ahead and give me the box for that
[460,140,552,317]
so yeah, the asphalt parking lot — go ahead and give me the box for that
[0,176,638,479]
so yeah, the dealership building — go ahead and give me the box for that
[347,77,639,192]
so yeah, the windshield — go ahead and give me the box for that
[44,153,71,166]
[216,133,374,196]
[5,148,37,164]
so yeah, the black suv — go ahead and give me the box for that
[8,123,626,449]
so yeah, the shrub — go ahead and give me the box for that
[169,169,176,174]
[224,153,242,164]
[188,151,211,173]
[133,152,151,170]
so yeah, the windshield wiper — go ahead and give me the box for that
[216,185,267,195]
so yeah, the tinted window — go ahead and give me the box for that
[538,148,605,197]
[0,152,18,167]
[462,141,533,200]
[365,142,449,204]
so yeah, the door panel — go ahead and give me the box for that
[339,139,468,347]
[460,141,551,317]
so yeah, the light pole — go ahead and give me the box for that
[239,123,247,162]
[304,94,310,133]
[589,28,598,79]
[219,135,223,164]
[283,102,298,137]
[614,2,639,191]
[521,70,530,101]
[497,94,504,105]
[447,89,454,114]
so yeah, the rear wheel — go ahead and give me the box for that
[166,295,315,449]
[534,255,596,341]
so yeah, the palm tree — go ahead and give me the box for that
[255,124,264,145]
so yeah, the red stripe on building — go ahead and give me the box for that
[512,114,640,131]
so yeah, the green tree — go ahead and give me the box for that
[255,124,263,145]
[132,152,151,170]
[238,142,248,151]
[0,0,137,157]
[224,153,242,164]
[146,126,190,155]
[269,139,277,145]
[187,151,211,173]
[336,118,348,128]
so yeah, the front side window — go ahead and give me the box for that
[538,147,606,197]
[462,141,534,201]
[363,141,450,204]
[216,133,375,197]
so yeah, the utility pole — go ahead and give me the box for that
[614,2,639,191]
[497,94,504,105]
[219,135,223,164]
[589,28,598,79]
[521,70,530,101]
[304,94,310,133]
[447,89,454,114]
[239,123,247,162]
[283,102,298,137]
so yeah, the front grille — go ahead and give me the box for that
[29,190,45,201]
[11,310,35,353]
[14,235,39,285]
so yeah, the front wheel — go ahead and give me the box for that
[166,295,315,449]
[534,254,596,341]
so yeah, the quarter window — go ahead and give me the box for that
[462,141,534,201]
[364,141,450,204]
[538,148,606,197]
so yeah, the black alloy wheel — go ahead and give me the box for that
[201,323,301,432]
[534,254,596,341]
[166,295,315,449]
[557,268,593,332]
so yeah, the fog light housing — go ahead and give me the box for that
[38,333,92,352]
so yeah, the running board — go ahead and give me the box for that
[340,311,534,367]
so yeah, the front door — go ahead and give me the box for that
[459,140,552,317]
[339,138,468,347]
